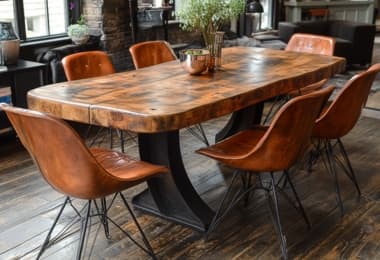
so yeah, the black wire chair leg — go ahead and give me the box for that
[186,124,210,146]
[307,140,322,174]
[263,95,285,125]
[119,192,157,260]
[244,172,253,207]
[284,170,311,228]
[337,138,361,197]
[206,170,240,237]
[93,199,110,239]
[76,200,92,260]
[281,172,288,189]
[101,198,111,239]
[198,124,210,146]
[88,127,105,147]
[37,197,70,259]
[109,128,114,149]
[119,130,125,153]
[268,172,288,260]
[84,125,92,140]
[326,140,344,216]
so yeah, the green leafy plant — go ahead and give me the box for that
[176,0,245,46]
[67,15,89,44]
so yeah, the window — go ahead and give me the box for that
[0,0,78,41]
[261,0,273,30]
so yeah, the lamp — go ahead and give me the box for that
[0,22,20,65]
[246,0,264,32]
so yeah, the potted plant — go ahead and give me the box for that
[177,0,245,70]
[67,15,89,45]
[177,0,245,44]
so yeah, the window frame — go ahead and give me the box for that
[8,0,81,42]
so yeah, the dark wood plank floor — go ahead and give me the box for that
[3,36,380,259]
[2,112,380,259]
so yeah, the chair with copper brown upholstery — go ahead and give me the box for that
[129,40,177,69]
[310,63,380,215]
[197,83,335,259]
[62,50,134,151]
[286,33,336,56]
[0,103,168,259]
[62,50,116,80]
[129,40,210,146]
[263,33,336,124]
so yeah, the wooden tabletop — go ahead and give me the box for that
[28,46,346,133]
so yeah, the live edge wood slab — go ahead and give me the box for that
[27,46,345,231]
[28,47,346,133]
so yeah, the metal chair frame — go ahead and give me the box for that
[206,170,310,259]
[85,126,137,152]
[37,193,156,260]
[308,138,361,216]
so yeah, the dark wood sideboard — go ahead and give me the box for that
[0,59,46,131]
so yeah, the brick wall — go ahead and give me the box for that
[82,0,133,71]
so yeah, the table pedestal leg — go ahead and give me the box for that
[215,103,263,143]
[132,130,214,232]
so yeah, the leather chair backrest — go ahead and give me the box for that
[0,104,125,200]
[129,40,176,69]
[62,50,116,81]
[226,84,335,172]
[313,63,380,139]
[286,33,336,56]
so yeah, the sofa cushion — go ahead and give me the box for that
[295,20,329,35]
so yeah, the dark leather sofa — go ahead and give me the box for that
[37,36,100,84]
[278,20,376,66]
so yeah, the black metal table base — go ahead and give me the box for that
[215,103,263,142]
[132,104,264,232]
[133,131,214,232]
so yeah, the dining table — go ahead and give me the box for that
[27,46,346,232]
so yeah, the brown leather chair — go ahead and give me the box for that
[62,50,116,80]
[62,50,133,151]
[311,63,380,215]
[197,84,335,259]
[263,34,336,124]
[0,103,168,259]
[286,33,335,96]
[129,40,177,69]
[286,33,336,56]
[129,40,210,146]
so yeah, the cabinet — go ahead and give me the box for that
[0,59,46,130]
[284,0,374,23]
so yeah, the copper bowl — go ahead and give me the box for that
[179,49,210,75]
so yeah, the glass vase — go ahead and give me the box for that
[207,31,225,72]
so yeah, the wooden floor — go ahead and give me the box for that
[3,39,380,259]
[2,111,380,259]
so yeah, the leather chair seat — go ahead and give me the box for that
[91,147,166,182]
